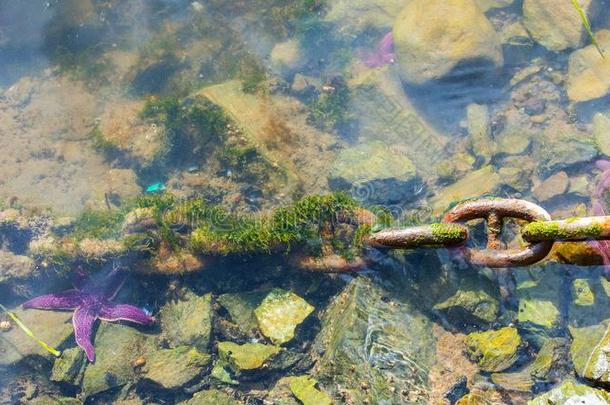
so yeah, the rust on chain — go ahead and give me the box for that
[367,223,468,249]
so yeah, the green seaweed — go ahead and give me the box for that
[571,0,604,58]
[307,78,352,131]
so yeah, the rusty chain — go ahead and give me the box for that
[366,198,610,267]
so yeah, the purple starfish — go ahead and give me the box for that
[22,266,154,362]
[359,32,396,68]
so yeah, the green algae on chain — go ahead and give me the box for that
[522,219,605,242]
[430,223,468,243]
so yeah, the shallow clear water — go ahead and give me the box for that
[2,1,610,404]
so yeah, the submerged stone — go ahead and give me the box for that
[523,0,592,51]
[467,103,494,163]
[0,307,73,366]
[210,361,239,385]
[217,341,281,374]
[433,279,500,328]
[81,323,156,397]
[159,292,212,353]
[0,250,34,285]
[312,277,435,404]
[329,141,422,204]
[567,30,610,103]
[181,389,242,405]
[533,125,597,177]
[595,112,610,157]
[572,278,595,306]
[464,327,521,372]
[217,291,266,337]
[51,347,86,386]
[532,171,569,202]
[29,396,82,405]
[254,289,314,345]
[528,379,610,405]
[569,320,610,384]
[393,0,502,85]
[515,266,562,330]
[324,0,407,36]
[287,376,333,405]
[144,346,211,389]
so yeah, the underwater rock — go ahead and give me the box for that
[433,284,500,328]
[324,0,407,36]
[216,341,281,375]
[464,327,521,372]
[515,266,562,331]
[51,347,86,386]
[347,66,447,182]
[495,124,533,156]
[594,112,610,157]
[490,371,533,392]
[569,320,610,384]
[568,273,610,327]
[528,379,610,405]
[151,249,204,274]
[81,322,156,397]
[392,0,502,85]
[312,277,435,404]
[0,249,34,285]
[523,0,592,52]
[254,289,314,345]
[270,40,305,74]
[329,140,421,204]
[286,376,333,405]
[475,0,514,12]
[532,171,569,202]
[77,238,124,261]
[217,291,266,337]
[568,30,610,103]
[0,307,73,366]
[29,396,83,405]
[143,346,211,389]
[533,125,597,177]
[159,292,212,353]
[430,166,501,216]
[467,103,494,164]
[572,278,595,306]
[210,361,239,386]
[181,389,242,405]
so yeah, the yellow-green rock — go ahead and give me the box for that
[254,289,314,345]
[287,376,333,405]
[516,266,562,330]
[464,327,521,372]
[181,389,242,405]
[393,0,502,85]
[523,0,592,52]
[567,30,610,103]
[217,341,280,374]
[594,112,610,157]
[528,380,610,404]
[433,287,499,327]
[569,320,610,384]
[572,279,595,306]
[145,346,211,389]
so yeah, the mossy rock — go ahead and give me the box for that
[515,266,562,331]
[51,347,86,386]
[254,289,314,345]
[464,327,521,372]
[181,389,242,405]
[287,376,333,405]
[81,322,157,397]
[569,320,610,384]
[144,346,211,389]
[433,284,499,328]
[528,379,610,404]
[159,291,212,352]
[217,341,281,374]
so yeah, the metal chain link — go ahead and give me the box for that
[366,198,610,267]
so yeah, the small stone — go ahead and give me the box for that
[254,289,314,345]
[532,171,569,202]
[523,0,592,51]
[0,320,11,332]
[528,379,610,405]
[217,341,281,374]
[528,338,566,381]
[51,347,86,386]
[287,376,332,405]
[144,346,211,389]
[181,389,242,405]
[159,292,212,352]
[210,361,239,385]
[496,126,533,156]
[572,279,595,306]
[393,0,502,85]
[467,104,494,163]
[464,327,521,372]
[568,175,590,197]
[567,30,610,103]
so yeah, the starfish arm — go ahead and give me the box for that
[22,289,83,310]
[99,303,154,325]
[73,307,98,362]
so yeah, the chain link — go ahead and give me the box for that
[366,198,610,268]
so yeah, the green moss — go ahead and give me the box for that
[240,57,268,94]
[524,220,604,240]
[307,78,352,132]
[430,223,467,243]
[71,209,127,241]
[89,127,121,161]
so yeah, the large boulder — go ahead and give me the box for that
[567,30,610,103]
[523,0,593,52]
[312,277,436,404]
[392,0,502,85]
